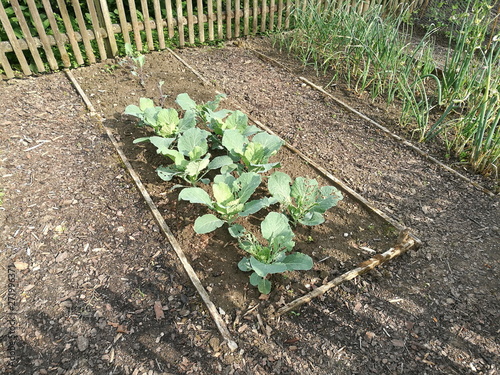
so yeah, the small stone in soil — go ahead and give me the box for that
[77,335,89,351]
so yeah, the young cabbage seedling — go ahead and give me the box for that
[120,43,146,86]
[155,127,233,186]
[125,97,196,139]
[234,212,313,294]
[178,172,276,234]
[222,129,284,174]
[158,81,168,107]
[268,171,343,226]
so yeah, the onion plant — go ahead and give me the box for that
[277,0,499,175]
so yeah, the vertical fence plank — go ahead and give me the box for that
[154,0,165,49]
[261,0,267,32]
[207,0,214,40]
[98,0,119,55]
[128,0,143,51]
[0,1,31,75]
[90,0,112,56]
[197,0,205,43]
[41,0,71,67]
[72,0,96,64]
[56,0,85,65]
[226,0,232,39]
[26,0,59,70]
[285,0,291,29]
[269,0,275,31]
[9,0,45,72]
[186,0,195,44]
[0,48,14,79]
[277,0,283,29]
[252,0,258,33]
[235,0,241,37]
[243,0,249,35]
[140,0,155,50]
[87,0,108,59]
[177,0,185,46]
[116,0,131,45]
[217,0,223,39]
[165,0,175,39]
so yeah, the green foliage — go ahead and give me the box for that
[280,0,499,175]
[125,97,196,138]
[154,127,233,186]
[222,129,284,173]
[268,171,343,226]
[178,172,276,233]
[235,212,313,294]
[421,1,500,175]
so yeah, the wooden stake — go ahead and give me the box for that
[276,230,415,316]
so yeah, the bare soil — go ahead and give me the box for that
[1,36,499,375]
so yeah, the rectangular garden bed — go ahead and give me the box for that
[71,49,418,320]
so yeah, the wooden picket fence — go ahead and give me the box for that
[0,0,425,79]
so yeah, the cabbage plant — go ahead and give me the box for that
[222,129,284,174]
[155,127,233,186]
[178,172,276,234]
[268,171,343,226]
[124,97,195,139]
[234,212,313,294]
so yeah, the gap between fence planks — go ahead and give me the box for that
[0,0,31,75]
[9,0,45,72]
[65,70,238,352]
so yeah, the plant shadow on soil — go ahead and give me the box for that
[13,274,222,374]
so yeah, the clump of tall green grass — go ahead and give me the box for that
[277,0,436,102]
[425,1,499,177]
[276,0,499,177]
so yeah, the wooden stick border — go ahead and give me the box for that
[65,69,238,352]
[168,47,423,312]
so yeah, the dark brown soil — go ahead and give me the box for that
[1,36,498,375]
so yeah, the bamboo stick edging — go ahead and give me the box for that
[278,229,415,315]
[64,70,238,352]
[250,49,497,198]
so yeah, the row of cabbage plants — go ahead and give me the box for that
[124,93,344,294]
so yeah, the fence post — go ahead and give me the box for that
[92,0,114,56]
